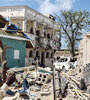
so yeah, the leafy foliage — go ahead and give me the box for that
[56,10,90,57]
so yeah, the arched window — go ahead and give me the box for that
[51,52,53,58]
[30,27,33,34]
[47,33,50,39]
[29,50,33,57]
[36,37,40,43]
[36,30,40,36]
[46,52,49,58]
[36,51,39,57]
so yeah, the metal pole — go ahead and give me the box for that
[52,65,56,100]
[58,69,62,99]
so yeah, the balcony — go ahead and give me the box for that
[25,33,59,50]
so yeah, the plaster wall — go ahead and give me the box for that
[0,6,60,67]
[0,37,26,68]
[77,32,90,67]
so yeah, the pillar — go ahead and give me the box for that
[52,29,55,39]
[42,25,45,37]
[33,20,37,34]
[23,18,27,32]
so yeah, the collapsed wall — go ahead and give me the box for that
[61,33,90,99]
[75,32,90,81]
[77,32,90,67]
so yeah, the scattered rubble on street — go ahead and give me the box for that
[0,63,90,100]
[0,66,54,100]
[0,6,89,100]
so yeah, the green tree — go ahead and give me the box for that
[56,10,90,57]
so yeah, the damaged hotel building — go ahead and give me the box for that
[0,5,60,67]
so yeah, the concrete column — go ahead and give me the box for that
[23,18,27,32]
[52,29,55,39]
[42,25,45,36]
[40,25,45,37]
[33,21,37,34]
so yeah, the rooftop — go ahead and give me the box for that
[0,5,56,21]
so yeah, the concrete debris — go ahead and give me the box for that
[36,73,51,84]
[83,63,90,92]
[60,63,90,100]
[0,62,90,100]
[0,10,89,100]
[0,66,54,100]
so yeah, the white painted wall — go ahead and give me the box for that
[78,32,90,67]
[0,6,59,67]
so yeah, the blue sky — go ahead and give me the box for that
[0,0,89,48]
[0,0,89,14]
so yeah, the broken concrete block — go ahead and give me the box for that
[16,74,22,81]
[36,73,51,84]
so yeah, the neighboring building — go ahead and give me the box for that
[0,5,60,67]
[55,49,79,60]
[55,49,72,60]
[77,32,90,67]
[0,29,27,68]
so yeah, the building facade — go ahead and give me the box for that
[55,49,72,60]
[0,5,60,67]
[55,49,79,61]
[77,32,90,67]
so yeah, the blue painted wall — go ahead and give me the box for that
[0,37,26,68]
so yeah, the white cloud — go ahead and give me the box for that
[36,0,75,14]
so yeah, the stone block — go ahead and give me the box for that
[36,73,51,84]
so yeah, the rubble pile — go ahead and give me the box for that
[0,63,90,100]
[1,66,54,100]
[60,65,90,100]
[83,63,90,92]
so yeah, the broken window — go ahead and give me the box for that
[46,52,49,58]
[30,27,33,34]
[47,33,50,39]
[36,30,40,36]
[29,50,33,57]
[36,51,39,57]
[51,52,53,58]
[37,37,40,43]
